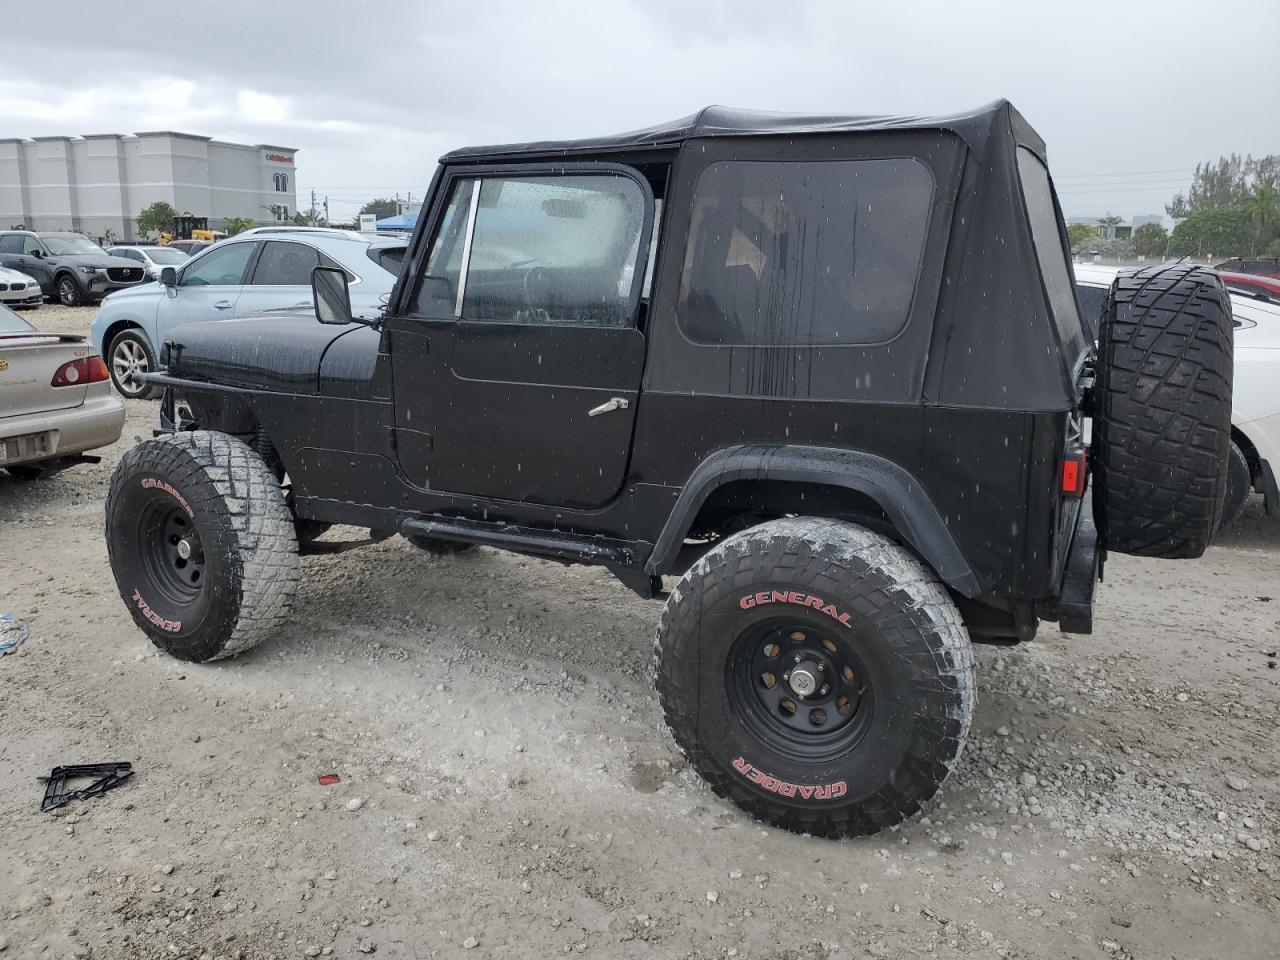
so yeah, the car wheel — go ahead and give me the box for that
[654,517,973,838]
[56,274,81,307]
[406,534,476,556]
[105,430,299,662]
[1094,263,1234,558]
[108,330,157,400]
[1220,441,1252,529]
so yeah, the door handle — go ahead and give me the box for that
[213,300,232,310]
[587,397,630,417]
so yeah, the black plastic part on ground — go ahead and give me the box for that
[39,762,134,812]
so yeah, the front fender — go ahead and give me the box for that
[645,444,982,598]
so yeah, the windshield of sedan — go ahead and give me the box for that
[145,247,190,264]
[42,235,106,256]
[0,302,36,333]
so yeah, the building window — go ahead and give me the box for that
[273,172,289,192]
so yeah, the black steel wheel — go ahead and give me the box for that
[655,517,973,838]
[105,431,299,662]
[728,619,873,757]
[56,274,81,307]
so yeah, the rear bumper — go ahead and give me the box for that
[0,392,125,466]
[1057,496,1100,634]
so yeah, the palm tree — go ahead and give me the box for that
[1097,214,1124,239]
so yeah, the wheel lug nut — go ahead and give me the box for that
[817,663,825,671]
[794,655,802,663]
[820,685,830,695]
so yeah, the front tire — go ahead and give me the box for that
[655,517,973,838]
[56,274,82,307]
[105,431,299,662]
[107,329,157,399]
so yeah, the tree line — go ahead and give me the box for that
[1068,154,1280,260]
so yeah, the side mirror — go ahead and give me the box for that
[160,266,177,287]
[29,248,43,259]
[312,265,353,325]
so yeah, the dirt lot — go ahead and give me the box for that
[1,305,1277,960]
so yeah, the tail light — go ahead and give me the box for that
[1061,448,1088,498]
[51,356,110,387]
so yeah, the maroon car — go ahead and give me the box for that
[1220,270,1280,305]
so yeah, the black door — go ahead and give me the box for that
[0,234,52,288]
[388,166,655,509]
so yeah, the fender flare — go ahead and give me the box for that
[645,444,982,598]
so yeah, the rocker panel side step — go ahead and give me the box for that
[400,515,641,567]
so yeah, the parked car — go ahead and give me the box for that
[166,239,215,256]
[104,101,1235,839]
[0,265,42,308]
[1075,262,1277,525]
[90,232,407,398]
[1220,270,1280,305]
[106,244,191,281]
[0,231,148,306]
[0,301,124,479]
[1215,257,1280,279]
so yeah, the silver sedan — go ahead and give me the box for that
[0,302,124,479]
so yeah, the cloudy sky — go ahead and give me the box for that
[5,0,1277,221]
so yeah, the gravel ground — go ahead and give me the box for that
[1,305,1277,960]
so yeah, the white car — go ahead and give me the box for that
[0,265,42,308]
[1074,262,1279,526]
[105,245,191,281]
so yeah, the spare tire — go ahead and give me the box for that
[1094,263,1233,558]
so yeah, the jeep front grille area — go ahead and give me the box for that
[107,267,144,283]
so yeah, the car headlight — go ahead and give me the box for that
[77,265,97,274]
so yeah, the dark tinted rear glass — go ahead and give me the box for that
[367,246,406,274]
[253,241,321,285]
[1074,283,1107,329]
[677,159,933,346]
[1018,147,1084,345]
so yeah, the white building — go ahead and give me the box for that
[0,132,298,243]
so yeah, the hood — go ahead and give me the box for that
[0,266,37,283]
[163,313,363,394]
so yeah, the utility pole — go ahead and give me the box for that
[324,195,329,227]
[310,189,317,226]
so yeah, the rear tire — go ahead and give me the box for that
[105,431,299,662]
[1094,263,1233,558]
[1220,441,1252,529]
[654,517,973,838]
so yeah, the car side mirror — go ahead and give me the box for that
[29,249,43,259]
[160,266,177,287]
[312,265,353,325]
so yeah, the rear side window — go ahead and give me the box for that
[1018,147,1085,345]
[677,158,933,346]
[252,241,321,285]
[0,236,21,254]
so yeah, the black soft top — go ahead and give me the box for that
[442,99,1046,163]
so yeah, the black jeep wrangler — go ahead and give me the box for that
[104,102,1234,837]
